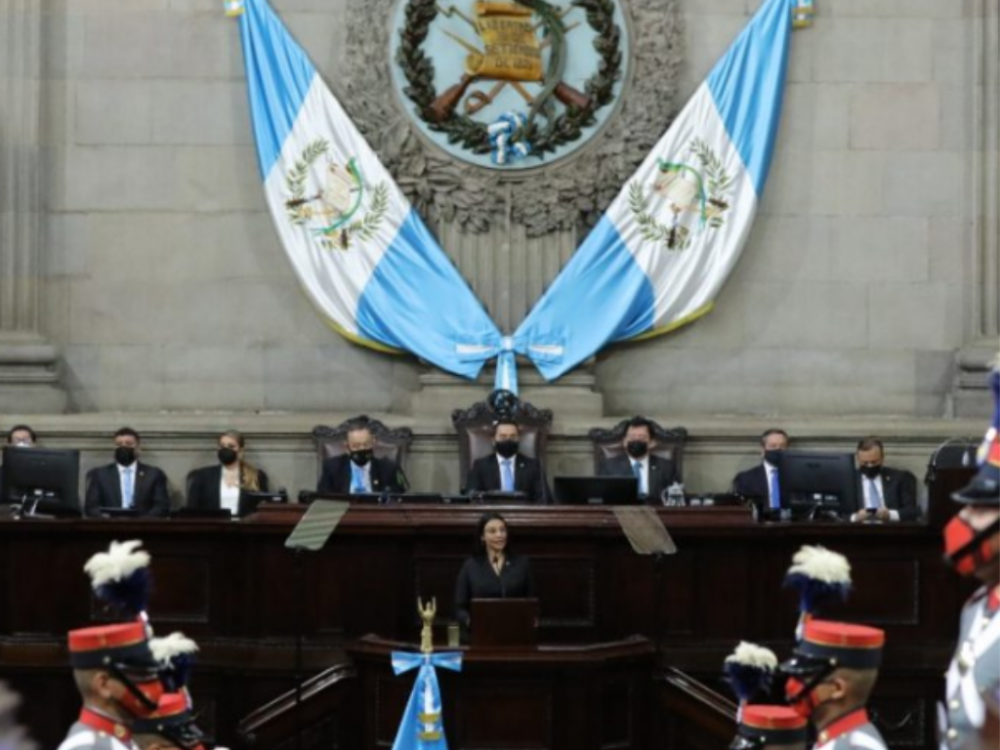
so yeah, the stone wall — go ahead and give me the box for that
[7,0,994,417]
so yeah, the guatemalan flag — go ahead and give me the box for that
[228,0,502,380]
[513,0,798,381]
[390,651,463,750]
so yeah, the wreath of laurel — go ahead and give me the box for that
[284,139,390,250]
[396,0,623,157]
[627,139,732,251]
[342,0,682,236]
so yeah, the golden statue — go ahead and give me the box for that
[418,597,437,654]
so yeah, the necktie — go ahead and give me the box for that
[867,478,882,510]
[351,463,366,494]
[501,460,514,492]
[769,468,780,510]
[632,461,644,495]
[122,468,134,509]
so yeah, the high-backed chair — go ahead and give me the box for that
[588,418,689,482]
[451,400,553,491]
[311,416,414,482]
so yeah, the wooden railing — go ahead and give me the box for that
[655,667,737,750]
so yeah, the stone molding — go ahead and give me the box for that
[0,0,66,412]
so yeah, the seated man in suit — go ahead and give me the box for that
[317,422,408,495]
[466,419,550,503]
[597,416,679,502]
[849,436,919,522]
[84,427,171,517]
[0,424,37,501]
[732,428,789,513]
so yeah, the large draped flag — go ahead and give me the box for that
[227,0,504,383]
[390,651,463,750]
[512,0,798,382]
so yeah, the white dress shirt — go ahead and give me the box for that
[219,474,240,515]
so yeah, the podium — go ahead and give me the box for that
[349,635,656,750]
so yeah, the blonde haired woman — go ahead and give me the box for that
[186,430,269,515]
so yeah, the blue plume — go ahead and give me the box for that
[93,566,152,619]
[784,572,851,614]
[163,653,195,691]
[723,642,778,703]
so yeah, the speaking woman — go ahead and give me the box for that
[454,511,535,630]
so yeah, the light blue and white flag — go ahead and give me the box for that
[229,0,502,381]
[390,651,463,750]
[513,0,798,380]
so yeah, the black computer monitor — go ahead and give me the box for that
[1,446,81,514]
[778,451,857,519]
[553,476,640,505]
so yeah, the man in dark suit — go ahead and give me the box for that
[84,427,170,517]
[849,436,919,522]
[317,423,408,495]
[0,423,37,501]
[466,420,550,503]
[597,415,679,502]
[732,428,789,513]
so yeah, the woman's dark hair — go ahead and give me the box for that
[474,511,509,557]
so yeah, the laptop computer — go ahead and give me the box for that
[553,476,640,506]
[469,598,539,649]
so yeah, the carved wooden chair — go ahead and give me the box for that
[451,399,554,492]
[588,417,689,482]
[311,416,414,482]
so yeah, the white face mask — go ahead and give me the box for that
[12,440,31,448]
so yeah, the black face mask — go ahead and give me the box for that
[217,447,238,466]
[625,440,649,459]
[860,464,882,479]
[349,449,373,467]
[495,440,519,459]
[764,449,785,466]
[115,446,137,466]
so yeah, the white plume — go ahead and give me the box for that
[787,544,851,584]
[725,641,778,669]
[83,539,150,588]
[149,632,199,664]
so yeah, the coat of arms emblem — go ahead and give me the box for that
[627,138,732,250]
[391,0,629,170]
[284,139,389,251]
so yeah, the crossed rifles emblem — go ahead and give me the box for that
[429,1,591,124]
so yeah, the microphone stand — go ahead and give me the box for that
[291,545,306,750]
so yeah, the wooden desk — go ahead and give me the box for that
[0,506,968,750]
[349,635,657,750]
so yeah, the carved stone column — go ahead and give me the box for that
[953,1,1000,417]
[0,0,66,412]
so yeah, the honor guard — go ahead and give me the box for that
[940,391,1000,750]
[131,693,212,750]
[731,705,809,750]
[781,619,888,750]
[58,621,165,750]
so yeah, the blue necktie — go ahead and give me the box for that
[768,468,780,510]
[632,461,644,495]
[122,468,134,509]
[866,478,882,510]
[501,460,514,492]
[350,463,366,494]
